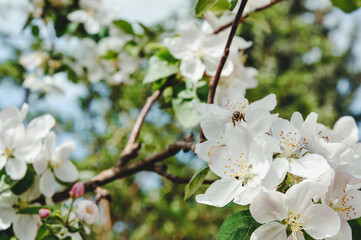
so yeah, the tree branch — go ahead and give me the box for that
[213,0,285,34]
[119,85,167,166]
[51,138,195,203]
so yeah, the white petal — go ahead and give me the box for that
[327,219,351,240]
[0,155,6,170]
[195,178,242,207]
[68,10,88,22]
[290,112,304,129]
[286,181,329,213]
[54,160,78,182]
[250,189,288,223]
[0,207,15,230]
[164,38,194,59]
[233,178,262,205]
[39,169,56,197]
[76,200,100,224]
[246,109,272,135]
[85,18,101,34]
[338,189,361,220]
[289,154,331,179]
[26,114,55,140]
[195,140,219,163]
[5,158,27,180]
[262,158,289,191]
[303,204,340,239]
[45,132,56,159]
[33,153,48,175]
[251,222,287,240]
[13,215,39,240]
[14,139,42,163]
[333,116,358,145]
[180,57,205,82]
[249,94,277,112]
[54,141,76,163]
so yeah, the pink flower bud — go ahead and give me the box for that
[38,208,50,219]
[70,182,85,198]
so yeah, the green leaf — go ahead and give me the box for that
[331,0,361,13]
[42,236,60,240]
[17,205,60,215]
[0,169,17,194]
[0,231,9,240]
[209,0,231,15]
[113,20,135,34]
[102,50,118,60]
[172,98,200,129]
[143,56,178,84]
[230,0,239,11]
[35,225,49,240]
[195,0,218,16]
[11,168,35,195]
[184,166,210,200]
[217,210,260,240]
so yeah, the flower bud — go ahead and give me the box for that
[76,200,100,224]
[70,182,85,199]
[38,208,51,219]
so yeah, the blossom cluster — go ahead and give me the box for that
[0,104,81,240]
[194,88,361,239]
[164,12,258,103]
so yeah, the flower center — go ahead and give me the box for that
[4,148,15,159]
[330,189,355,220]
[278,131,303,159]
[224,153,255,185]
[285,211,309,240]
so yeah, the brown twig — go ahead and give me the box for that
[119,85,167,166]
[213,0,285,34]
[199,0,249,142]
[149,164,214,184]
[50,138,195,203]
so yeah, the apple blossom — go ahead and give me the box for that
[193,88,276,142]
[164,22,252,82]
[76,200,100,224]
[67,0,115,34]
[34,131,78,197]
[196,124,277,206]
[270,117,331,179]
[250,181,340,240]
[39,208,51,219]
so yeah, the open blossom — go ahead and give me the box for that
[0,178,42,240]
[194,88,276,143]
[0,106,55,180]
[319,166,361,240]
[67,0,115,34]
[164,22,252,82]
[76,200,100,224]
[196,124,278,206]
[270,117,331,179]
[300,113,355,169]
[250,181,340,240]
[33,132,78,197]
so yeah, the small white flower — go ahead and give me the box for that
[67,0,115,34]
[34,132,78,197]
[164,22,252,82]
[76,200,100,224]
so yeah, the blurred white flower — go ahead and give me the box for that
[33,131,78,197]
[76,200,100,224]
